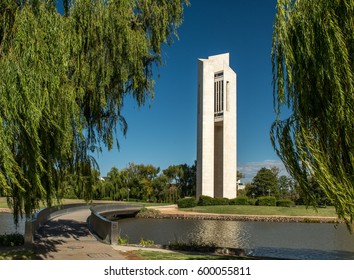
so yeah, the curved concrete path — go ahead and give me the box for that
[34,209,126,260]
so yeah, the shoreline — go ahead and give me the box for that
[148,206,340,224]
[0,208,12,214]
[148,212,339,223]
[1,206,340,224]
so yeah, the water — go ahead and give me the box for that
[0,213,25,235]
[2,212,354,259]
[117,218,354,260]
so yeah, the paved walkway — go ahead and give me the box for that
[34,209,127,260]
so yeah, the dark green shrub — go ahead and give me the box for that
[229,198,237,205]
[256,196,276,206]
[276,199,295,207]
[117,235,129,245]
[168,241,217,252]
[177,197,197,208]
[0,233,24,246]
[229,197,248,205]
[63,193,78,199]
[198,195,215,206]
[136,207,161,218]
[212,197,230,205]
[247,198,257,205]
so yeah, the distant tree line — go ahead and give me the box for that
[61,162,196,203]
[1,158,327,207]
[240,167,330,206]
[58,163,330,206]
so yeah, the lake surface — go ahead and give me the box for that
[2,212,354,259]
[117,218,354,260]
[0,213,25,235]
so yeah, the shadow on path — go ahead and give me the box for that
[33,212,126,260]
[37,219,90,240]
[34,219,90,259]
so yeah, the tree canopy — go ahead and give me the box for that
[246,167,279,198]
[271,0,353,229]
[0,0,188,223]
[63,162,196,203]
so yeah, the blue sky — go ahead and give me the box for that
[59,0,287,182]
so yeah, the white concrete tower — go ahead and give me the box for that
[196,53,237,199]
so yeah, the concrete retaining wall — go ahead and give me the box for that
[88,204,142,245]
[88,210,119,245]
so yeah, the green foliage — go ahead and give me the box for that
[62,187,79,200]
[294,177,331,207]
[0,0,188,223]
[197,196,230,206]
[246,167,279,198]
[162,165,183,203]
[136,207,161,218]
[247,198,257,206]
[197,195,215,206]
[278,175,297,200]
[237,188,247,197]
[63,193,79,200]
[276,199,295,207]
[162,161,197,201]
[133,249,249,260]
[246,199,254,205]
[82,161,195,204]
[0,249,36,260]
[139,238,154,246]
[271,0,354,230]
[178,161,197,197]
[0,233,24,247]
[163,165,183,184]
[179,204,337,217]
[168,240,217,252]
[229,197,249,205]
[237,170,245,181]
[256,196,276,206]
[212,197,230,205]
[117,235,129,245]
[177,197,197,208]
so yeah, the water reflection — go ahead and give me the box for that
[0,213,25,235]
[117,218,354,259]
[184,220,251,249]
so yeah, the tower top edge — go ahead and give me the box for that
[198,53,230,66]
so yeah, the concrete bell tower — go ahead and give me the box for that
[196,53,237,199]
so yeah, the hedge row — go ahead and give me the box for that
[255,196,276,206]
[177,196,295,208]
[0,233,24,247]
[177,197,198,208]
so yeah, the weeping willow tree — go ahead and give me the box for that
[0,0,188,224]
[271,0,353,230]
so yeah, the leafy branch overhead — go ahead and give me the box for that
[0,0,189,223]
[271,0,353,230]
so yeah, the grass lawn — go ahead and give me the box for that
[180,205,337,217]
[129,249,252,260]
[0,197,9,208]
[0,249,36,260]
